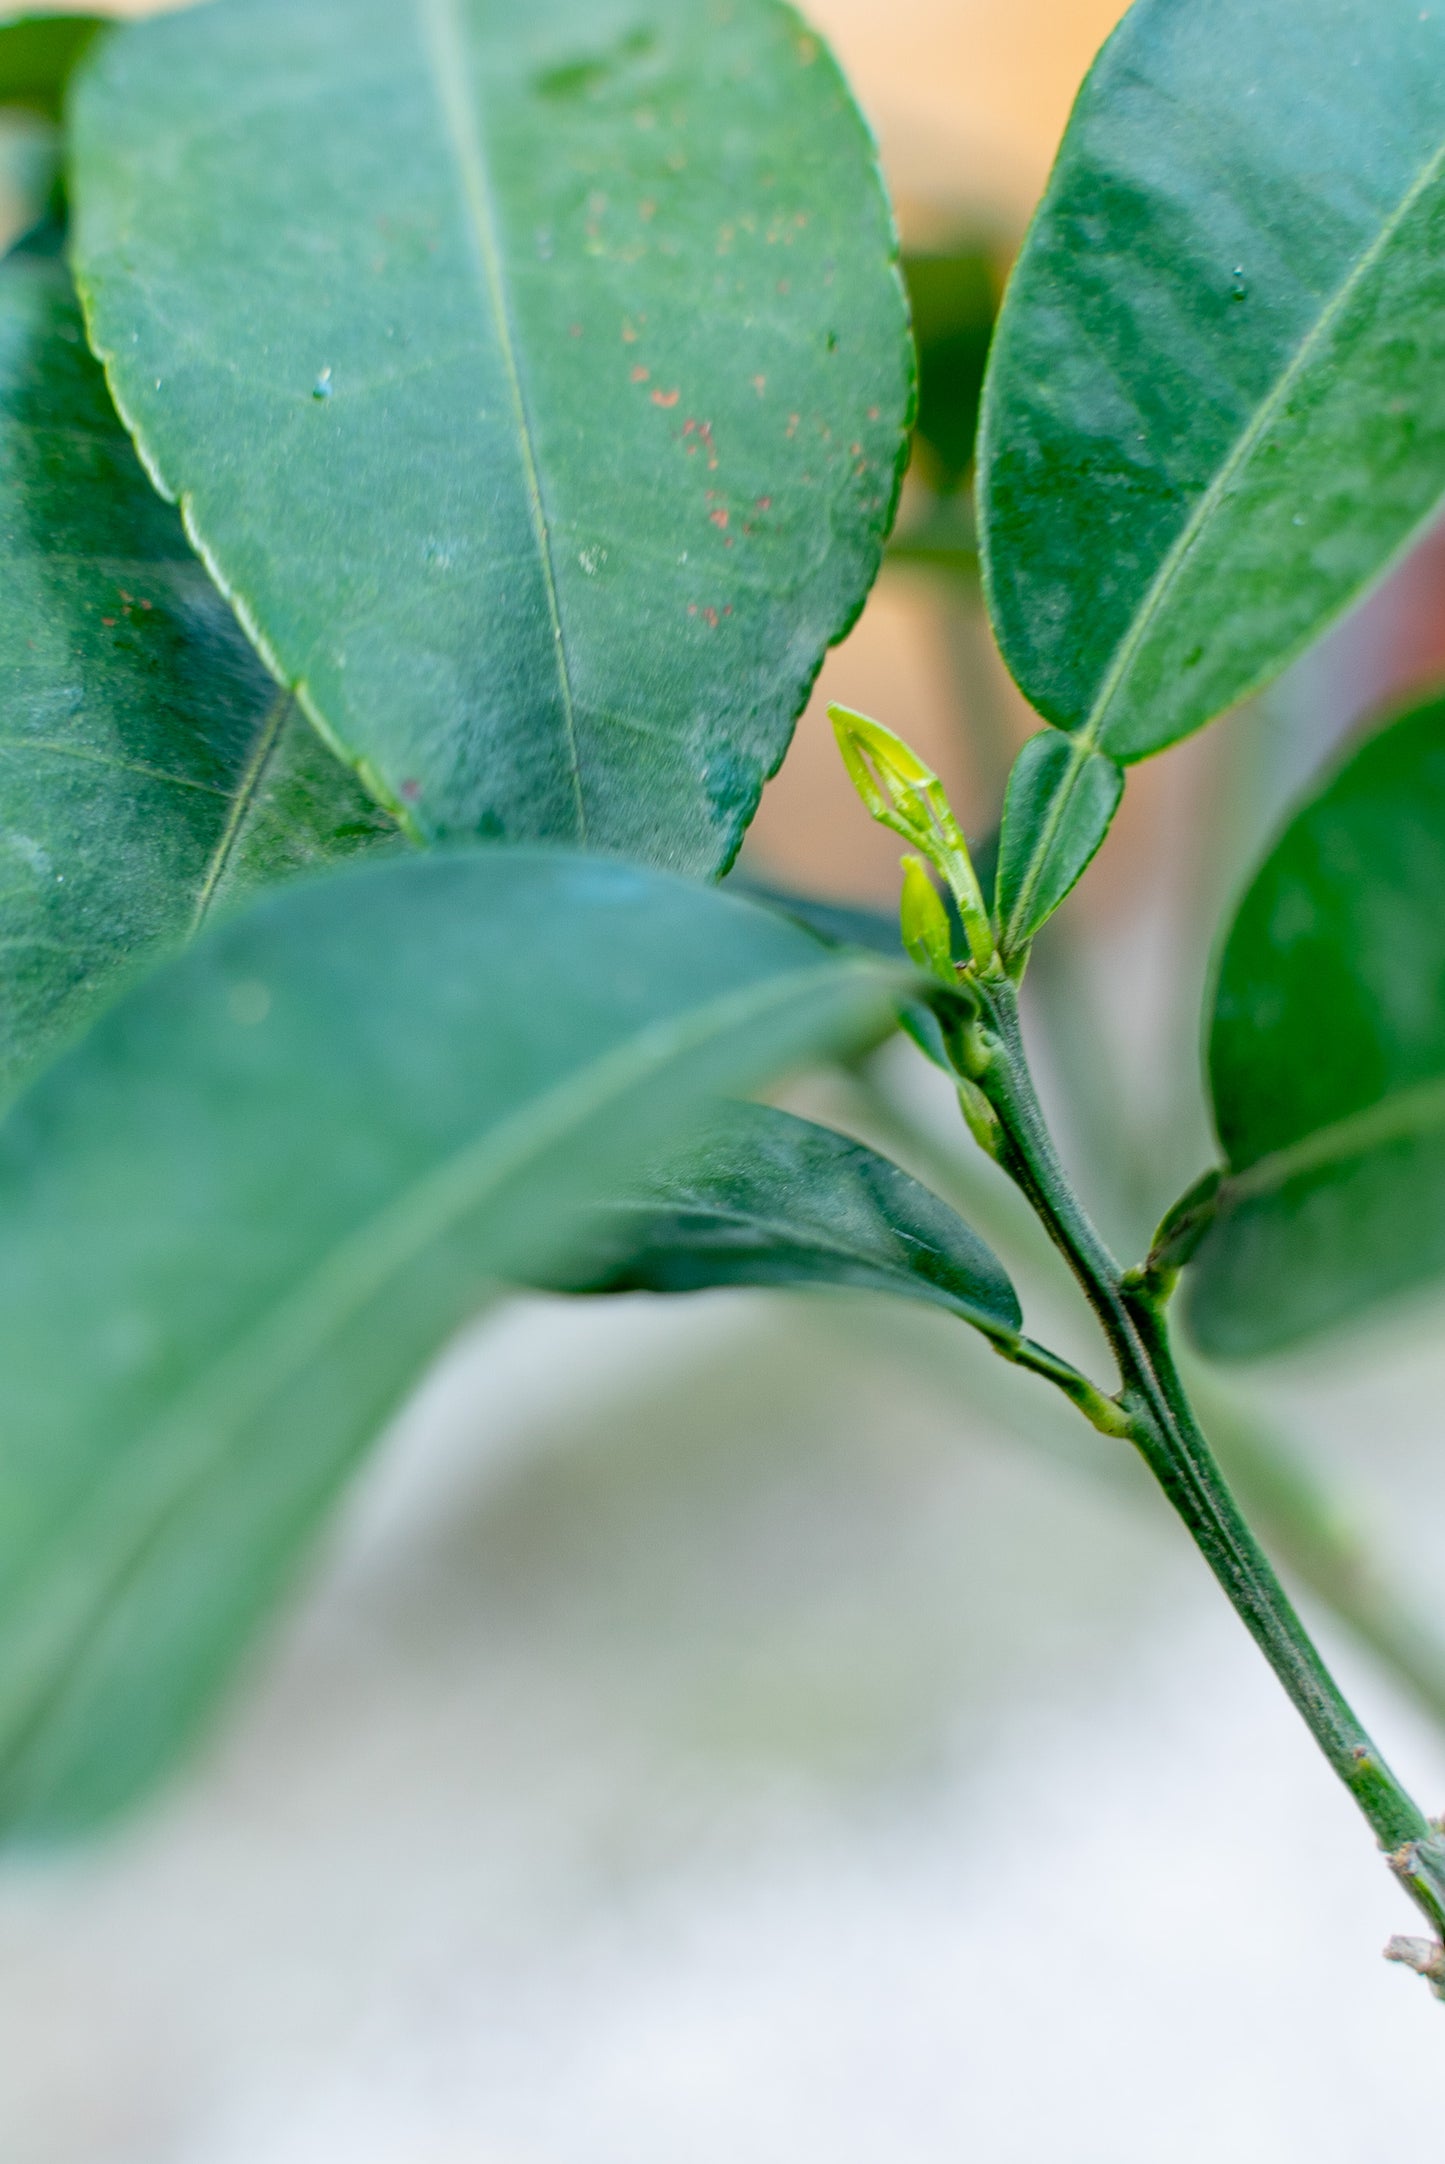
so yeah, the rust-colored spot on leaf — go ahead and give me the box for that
[652,387,681,407]
[710,508,729,528]
[752,375,767,396]
[632,365,650,383]
[704,607,720,628]
[756,496,773,511]
[400,779,422,802]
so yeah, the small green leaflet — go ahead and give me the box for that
[69,0,913,872]
[980,0,1445,911]
[556,1098,1022,1341]
[0,251,395,1104]
[0,848,903,1833]
[993,729,1122,957]
[1188,695,1445,1357]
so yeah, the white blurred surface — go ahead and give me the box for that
[4,1288,1444,2162]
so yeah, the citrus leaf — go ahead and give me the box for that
[557,1099,1022,1341]
[1188,695,1445,1357]
[994,728,1122,957]
[0,848,903,1833]
[69,0,912,871]
[980,0,1445,778]
[0,11,103,119]
[0,250,396,1104]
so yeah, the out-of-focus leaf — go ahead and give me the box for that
[979,0,1445,866]
[1188,695,1445,1356]
[70,0,913,872]
[0,12,103,118]
[994,729,1122,958]
[0,849,903,1833]
[0,251,395,1104]
[558,1099,1022,1341]
[0,112,57,253]
[904,244,996,491]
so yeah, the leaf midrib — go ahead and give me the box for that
[1007,121,1445,933]
[0,957,890,1739]
[599,1192,1005,1320]
[415,0,587,841]
[1227,1071,1445,1205]
[188,685,292,935]
[1079,126,1445,757]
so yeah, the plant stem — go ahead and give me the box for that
[969,974,1445,1965]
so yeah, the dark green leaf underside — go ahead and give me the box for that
[555,1098,1021,1337]
[1190,694,1445,1356]
[0,250,396,1103]
[0,848,902,1834]
[70,0,913,872]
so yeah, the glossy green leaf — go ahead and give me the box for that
[0,848,902,1832]
[1188,695,1445,1357]
[980,0,1445,776]
[0,12,102,119]
[557,1099,1022,1342]
[0,250,395,1104]
[994,728,1122,957]
[69,0,912,871]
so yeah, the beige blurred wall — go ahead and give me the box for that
[809,0,1129,230]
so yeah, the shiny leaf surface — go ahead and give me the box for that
[0,849,902,1832]
[559,1099,1022,1340]
[980,0,1445,774]
[70,0,912,871]
[1189,696,1445,1356]
[0,250,395,1103]
[994,728,1122,957]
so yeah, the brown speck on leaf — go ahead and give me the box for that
[756,496,773,510]
[140,599,153,610]
[868,406,881,421]
[622,322,639,343]
[710,509,729,528]
[786,416,800,439]
[724,606,733,616]
[850,443,862,457]
[653,387,681,407]
[570,323,584,339]
[400,779,422,802]
[752,374,767,396]
[688,604,699,616]
[632,365,650,384]
[704,607,720,628]
[684,419,697,434]
[101,617,116,628]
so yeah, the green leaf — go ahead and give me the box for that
[979,0,1445,773]
[0,12,103,119]
[555,1099,1022,1342]
[993,728,1122,957]
[0,848,903,1833]
[0,250,396,1104]
[1187,695,1445,1357]
[69,0,913,872]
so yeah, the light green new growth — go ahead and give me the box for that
[837,714,1445,1999]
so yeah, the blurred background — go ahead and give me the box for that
[10,1,1445,2156]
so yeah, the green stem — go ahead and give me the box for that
[969,976,1445,1959]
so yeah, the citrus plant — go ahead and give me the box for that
[5,0,1445,2003]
